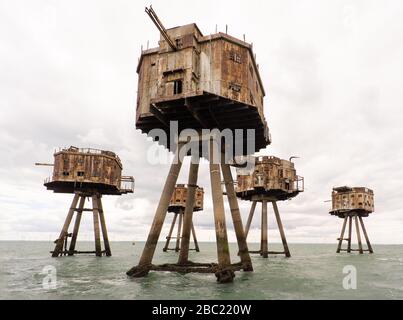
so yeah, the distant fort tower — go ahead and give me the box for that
[127,6,271,283]
[37,146,134,257]
[330,186,374,254]
[236,156,304,258]
[163,184,204,253]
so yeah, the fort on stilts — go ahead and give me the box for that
[127,6,271,283]
[37,146,134,257]
[235,156,304,258]
[330,186,374,254]
[163,184,204,253]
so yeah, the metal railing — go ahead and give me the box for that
[44,176,53,184]
[294,175,304,192]
[44,175,135,193]
[119,176,135,193]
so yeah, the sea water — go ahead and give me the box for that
[0,241,402,300]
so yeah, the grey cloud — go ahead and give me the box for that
[1,0,402,243]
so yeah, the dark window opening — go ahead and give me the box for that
[77,171,85,177]
[174,80,183,94]
[62,171,69,176]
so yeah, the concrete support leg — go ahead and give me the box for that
[244,201,257,239]
[97,196,111,257]
[163,213,178,252]
[336,216,348,254]
[68,195,86,256]
[63,233,68,256]
[359,216,374,254]
[175,210,183,252]
[52,194,80,257]
[261,200,268,258]
[92,195,102,257]
[347,216,353,253]
[127,143,184,277]
[355,215,364,254]
[272,201,291,258]
[191,223,200,253]
[178,158,199,264]
[209,139,233,283]
[221,161,253,271]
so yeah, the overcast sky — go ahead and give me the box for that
[1,0,402,244]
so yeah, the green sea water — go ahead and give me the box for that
[0,241,402,300]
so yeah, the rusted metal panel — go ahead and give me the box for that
[220,40,249,103]
[330,186,374,216]
[52,148,121,186]
[138,24,265,110]
[236,156,304,201]
[138,32,264,114]
[169,184,204,212]
[136,53,159,120]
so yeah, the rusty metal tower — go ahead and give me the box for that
[236,156,304,258]
[37,146,134,257]
[163,184,203,253]
[330,186,374,254]
[127,6,271,283]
